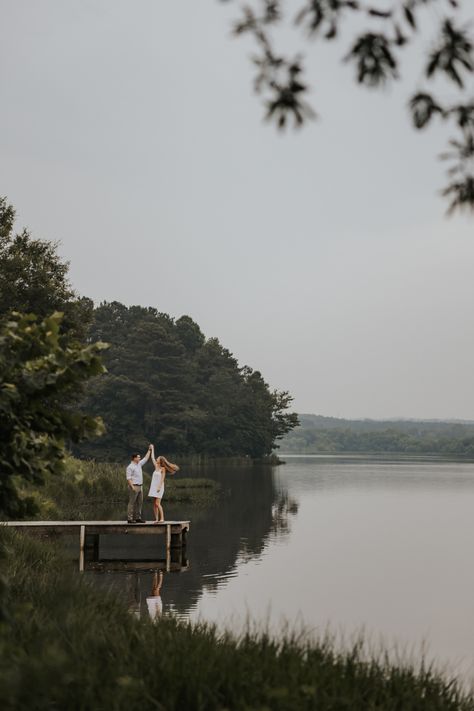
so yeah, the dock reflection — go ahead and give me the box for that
[84,554,188,573]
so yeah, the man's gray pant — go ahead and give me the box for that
[127,485,143,521]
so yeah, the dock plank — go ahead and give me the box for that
[2,520,190,536]
[3,520,190,526]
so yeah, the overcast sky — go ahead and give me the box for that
[1,1,473,419]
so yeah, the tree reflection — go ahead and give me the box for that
[270,492,299,536]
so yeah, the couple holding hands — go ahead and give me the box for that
[126,444,179,524]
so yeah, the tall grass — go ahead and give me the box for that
[0,529,472,711]
[22,458,219,520]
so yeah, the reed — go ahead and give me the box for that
[0,530,472,711]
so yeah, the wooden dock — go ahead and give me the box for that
[3,520,190,571]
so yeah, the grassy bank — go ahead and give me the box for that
[0,530,472,711]
[20,458,220,520]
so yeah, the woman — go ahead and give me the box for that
[148,445,179,523]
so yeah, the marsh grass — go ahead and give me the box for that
[25,458,220,520]
[0,529,473,711]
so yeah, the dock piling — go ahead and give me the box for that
[79,525,85,572]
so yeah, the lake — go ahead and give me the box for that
[86,455,474,682]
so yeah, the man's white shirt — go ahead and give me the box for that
[126,457,147,485]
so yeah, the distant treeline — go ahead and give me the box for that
[280,415,474,456]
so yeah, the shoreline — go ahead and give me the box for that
[75,453,284,467]
[279,451,474,461]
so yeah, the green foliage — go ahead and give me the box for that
[0,313,106,518]
[77,301,298,460]
[228,1,474,213]
[280,414,474,455]
[0,530,472,711]
[0,197,93,339]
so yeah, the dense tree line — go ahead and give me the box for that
[77,302,297,460]
[0,197,298,468]
[293,413,474,435]
[281,414,474,455]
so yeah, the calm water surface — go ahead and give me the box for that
[86,456,474,679]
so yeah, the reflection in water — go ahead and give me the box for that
[270,493,299,536]
[126,572,141,620]
[83,456,474,679]
[162,465,298,611]
[124,569,165,620]
[85,463,296,618]
[147,571,163,621]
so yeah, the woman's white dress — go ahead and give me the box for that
[148,469,164,499]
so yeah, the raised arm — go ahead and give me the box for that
[150,444,157,467]
[140,444,152,466]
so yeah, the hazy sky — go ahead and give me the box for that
[1,1,473,419]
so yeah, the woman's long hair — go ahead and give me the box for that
[156,455,179,474]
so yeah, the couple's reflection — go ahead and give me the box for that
[146,571,163,621]
[127,570,163,621]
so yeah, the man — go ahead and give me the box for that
[126,446,152,523]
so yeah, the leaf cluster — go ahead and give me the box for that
[0,197,93,339]
[225,0,474,213]
[234,2,315,127]
[0,312,106,518]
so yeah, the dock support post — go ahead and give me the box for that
[79,525,85,572]
[165,525,171,571]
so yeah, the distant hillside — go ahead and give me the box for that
[278,415,474,456]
